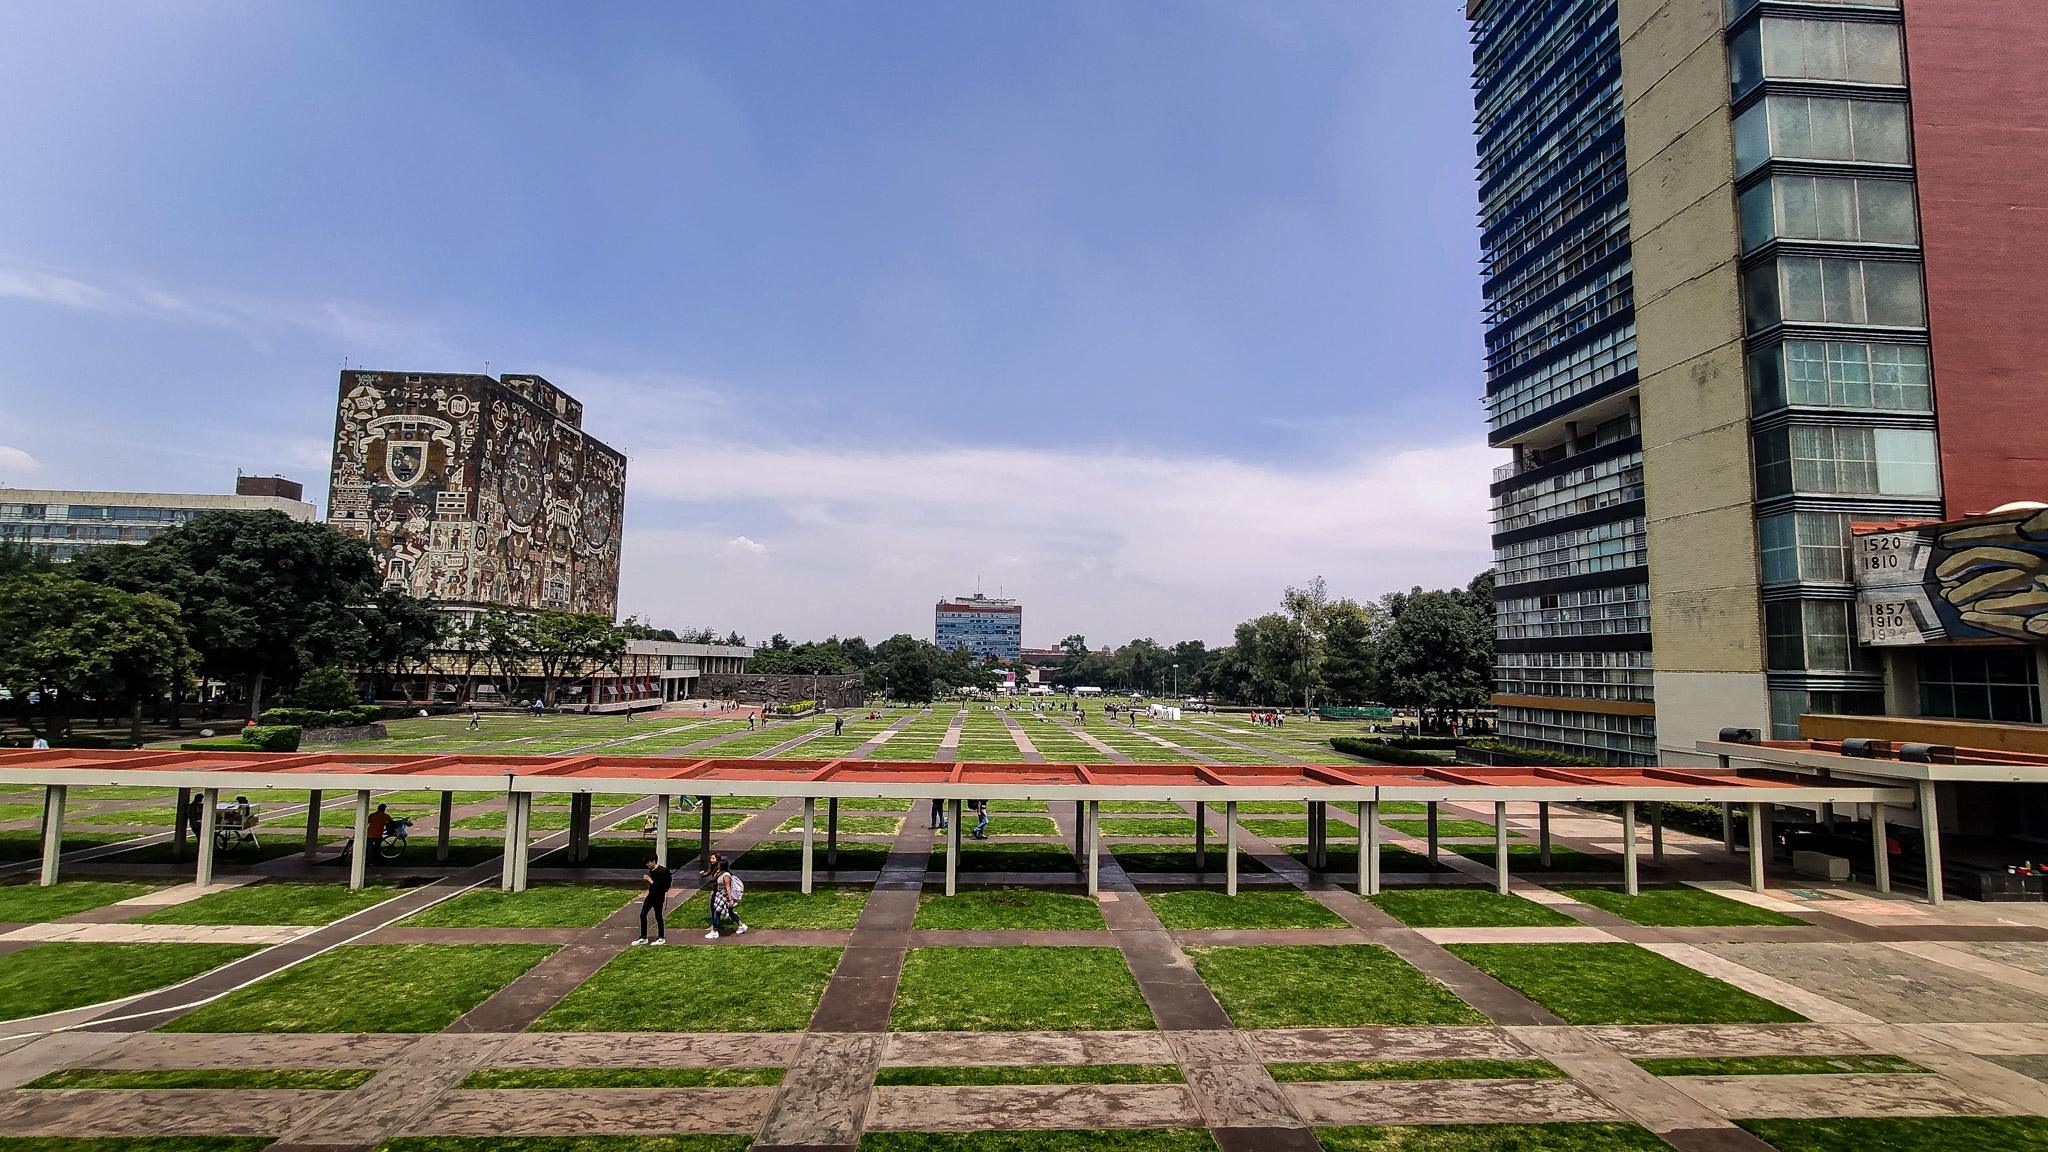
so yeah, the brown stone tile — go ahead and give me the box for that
[864,1083,1201,1132]
[754,1033,885,1146]
[488,1032,802,1068]
[1247,1026,1529,1064]
[911,930,1116,946]
[279,1033,511,1144]
[1670,1072,2006,1120]
[0,1088,336,1136]
[1578,1024,1878,1059]
[883,1031,1172,1067]
[74,1033,415,1070]
[1284,1078,1619,1126]
[414,1087,774,1134]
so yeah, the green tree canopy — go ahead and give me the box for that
[0,572,192,741]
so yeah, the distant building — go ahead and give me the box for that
[1018,646,1069,667]
[327,370,626,618]
[0,481,316,561]
[935,593,1022,661]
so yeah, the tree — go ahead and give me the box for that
[351,589,445,702]
[1199,644,1252,704]
[0,541,55,577]
[527,611,627,707]
[0,572,192,743]
[297,666,361,711]
[620,616,678,642]
[1281,575,1333,710]
[1059,634,1089,660]
[73,510,380,718]
[1377,588,1491,731]
[1320,599,1379,705]
[869,633,940,702]
[477,607,533,701]
[722,630,746,647]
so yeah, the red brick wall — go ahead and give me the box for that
[1905,0,2048,515]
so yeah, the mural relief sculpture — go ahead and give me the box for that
[328,371,625,617]
[1856,505,2048,645]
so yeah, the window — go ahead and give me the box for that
[1753,425,1938,497]
[1743,256,1926,332]
[1758,511,1853,585]
[1750,339,1931,412]
[1765,600,1870,672]
[1917,649,2042,724]
[1739,176,1917,252]
[1769,687,1884,740]
[1758,17,1904,86]
[1730,0,1898,26]
[1734,95,1910,173]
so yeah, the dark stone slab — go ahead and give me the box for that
[1211,1125,1322,1152]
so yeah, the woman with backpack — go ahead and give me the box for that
[704,854,748,940]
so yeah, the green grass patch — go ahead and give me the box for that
[914,887,1105,930]
[459,1067,783,1088]
[25,1067,376,1090]
[1738,1117,2048,1152]
[952,842,1078,871]
[1189,945,1484,1028]
[1101,818,1199,837]
[1378,802,1428,815]
[70,806,183,826]
[1239,818,1352,839]
[740,841,894,871]
[0,879,165,923]
[961,815,1058,836]
[858,1131,1216,1152]
[688,796,777,809]
[1230,801,1305,814]
[401,885,634,928]
[163,943,553,1032]
[1446,943,1806,1025]
[873,1064,1181,1086]
[1269,1059,1562,1082]
[534,946,840,1032]
[382,1139,752,1152]
[1369,887,1576,928]
[678,886,868,929]
[989,799,1048,812]
[1384,819,1510,839]
[0,802,49,822]
[1450,844,1618,872]
[1556,886,1806,927]
[1097,801,1185,814]
[892,946,1153,1031]
[1637,1054,1925,1076]
[374,790,501,805]
[1146,889,1347,929]
[135,882,402,926]
[1314,1123,1666,1151]
[456,808,573,831]
[0,942,262,1021]
[836,798,914,811]
[778,814,901,835]
[1109,849,1270,873]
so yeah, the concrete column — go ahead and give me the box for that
[570,793,591,864]
[1538,802,1552,868]
[1918,780,1944,906]
[1493,800,1510,894]
[196,787,219,887]
[1622,800,1639,896]
[1315,801,1330,870]
[801,797,816,895]
[826,798,839,868]
[429,791,449,862]
[1722,802,1736,854]
[946,799,962,897]
[1871,801,1891,894]
[1360,799,1379,896]
[303,790,324,860]
[654,795,670,867]
[38,784,66,886]
[349,789,371,891]
[1225,801,1239,896]
[501,792,520,891]
[1193,801,1207,870]
[699,796,712,861]
[174,786,191,860]
[1086,800,1101,896]
[1747,801,1767,893]
[1426,801,1439,861]
[1650,802,1664,863]
[1073,801,1084,859]
[511,793,532,892]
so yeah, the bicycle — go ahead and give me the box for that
[375,817,412,861]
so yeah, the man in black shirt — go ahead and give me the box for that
[635,855,672,946]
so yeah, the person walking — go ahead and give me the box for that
[970,799,989,840]
[929,798,947,831]
[833,714,844,737]
[467,709,481,731]
[634,855,671,945]
[704,855,747,939]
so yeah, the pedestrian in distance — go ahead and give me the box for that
[467,709,481,731]
[970,799,989,840]
[833,715,844,737]
[634,854,671,945]
[929,798,947,830]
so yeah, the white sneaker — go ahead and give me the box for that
[630,938,648,946]
[734,923,749,935]
[705,930,720,940]
[650,938,666,946]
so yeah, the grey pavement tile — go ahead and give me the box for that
[884,1030,1172,1067]
[1247,1026,1531,1064]
[1283,1078,1619,1126]
[413,1087,774,1134]
[1704,942,2048,1024]
[863,1083,1202,1132]
[1669,1071,2007,1120]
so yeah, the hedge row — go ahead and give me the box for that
[1577,799,1745,841]
[259,706,380,728]
[1458,740,1605,767]
[1330,736,1450,767]
[180,725,302,753]
[775,700,819,715]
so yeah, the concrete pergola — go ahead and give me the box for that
[1,748,1915,899]
[1701,734,2048,906]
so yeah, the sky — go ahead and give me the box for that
[0,1,1495,648]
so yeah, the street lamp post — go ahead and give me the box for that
[1171,663,1178,700]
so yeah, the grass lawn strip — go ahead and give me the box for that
[1188,945,1484,1028]
[1239,818,1353,839]
[1146,889,1347,930]
[135,882,403,926]
[1557,885,1806,927]
[857,1129,1217,1151]
[740,842,894,871]
[459,1067,784,1088]
[535,946,840,1032]
[1096,801,1186,814]
[1738,1116,2048,1152]
[26,1068,376,1090]
[1446,943,1806,1025]
[873,1064,1182,1086]
[915,887,1106,930]
[0,943,261,1022]
[1383,819,1511,839]
[891,946,1154,1031]
[1101,818,1200,837]
[1369,887,1576,928]
[776,814,901,835]
[163,943,553,1033]
[953,843,1079,872]
[676,887,868,929]
[1314,1122,1667,1151]
[1268,1059,1562,1082]
[400,885,635,929]
[381,1138,753,1152]
[1111,849,1270,874]
[1636,1054,1925,1076]
[1449,844,1618,872]
[0,880,167,923]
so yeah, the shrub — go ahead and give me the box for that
[243,725,302,752]
[775,699,818,715]
[1330,737,1447,767]
[1458,740,1603,767]
[296,667,361,712]
[180,737,259,752]
[260,705,379,728]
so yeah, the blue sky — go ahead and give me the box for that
[0,1,1494,645]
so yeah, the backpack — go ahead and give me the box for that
[726,874,745,903]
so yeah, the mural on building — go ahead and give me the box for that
[1856,506,2048,645]
[328,371,625,617]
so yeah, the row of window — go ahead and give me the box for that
[1730,15,1904,98]
[1497,707,1656,764]
[1753,423,1939,498]
[1765,599,1879,673]
[1918,650,2042,725]
[1488,321,1636,432]
[0,504,206,522]
[1735,93,1911,175]
[1728,0,1897,25]
[1767,687,1884,740]
[0,523,167,542]
[1497,583,1651,640]
[1487,264,1636,377]
[1758,510,1853,586]
[1497,647,1655,700]
[1493,450,1643,534]
[1496,516,1648,586]
[1739,174,1917,253]
[1749,338,1931,413]
[1743,255,1926,333]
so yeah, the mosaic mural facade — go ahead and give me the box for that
[327,371,625,617]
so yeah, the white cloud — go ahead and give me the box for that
[0,261,428,346]
[617,436,1497,647]
[0,445,42,478]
